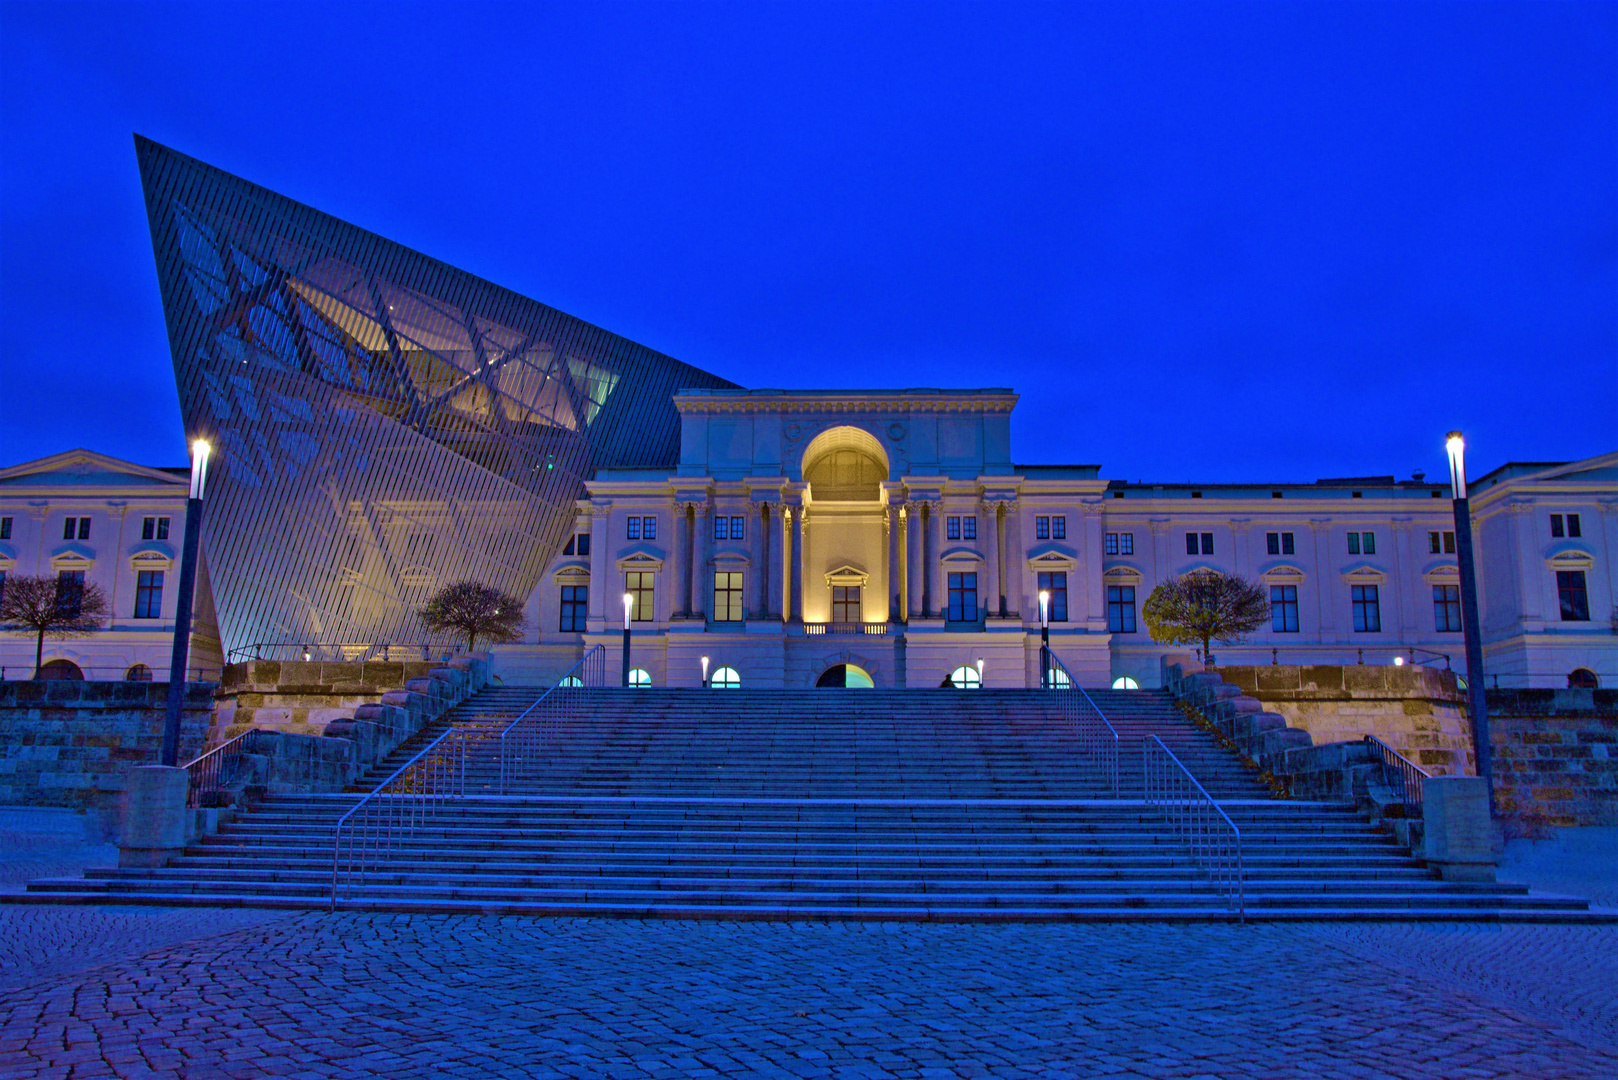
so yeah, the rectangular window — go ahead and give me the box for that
[714,516,729,541]
[559,585,588,632]
[1120,532,1133,555]
[1362,532,1375,555]
[1429,531,1440,554]
[962,516,976,540]
[1267,532,1280,556]
[1550,514,1564,538]
[140,516,171,542]
[626,517,641,540]
[64,517,89,541]
[1200,532,1214,555]
[625,571,654,621]
[1348,532,1360,555]
[56,570,85,617]
[1052,516,1066,540]
[947,516,961,541]
[1557,571,1590,622]
[1568,514,1582,538]
[1433,584,1461,632]
[1282,532,1294,555]
[1035,516,1050,540]
[1428,531,1455,554]
[1037,571,1068,622]
[0,516,9,540]
[578,532,591,556]
[1444,531,1454,554]
[1106,585,1136,633]
[1270,585,1299,633]
[133,570,165,619]
[563,535,575,555]
[831,584,861,623]
[1105,533,1118,555]
[947,571,978,622]
[641,516,656,540]
[730,515,745,541]
[1186,532,1199,556]
[1351,584,1381,633]
[713,571,744,622]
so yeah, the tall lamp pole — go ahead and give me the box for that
[1447,431,1495,812]
[621,593,633,688]
[160,439,210,767]
[1038,589,1051,689]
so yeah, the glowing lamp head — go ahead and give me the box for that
[975,658,985,682]
[189,439,212,500]
[1393,656,1405,666]
[701,655,710,680]
[1445,430,1467,500]
[622,592,634,628]
[1038,589,1050,627]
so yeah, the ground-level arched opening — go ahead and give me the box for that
[816,663,874,688]
[1569,667,1599,689]
[1111,676,1140,690]
[941,665,981,689]
[38,659,83,681]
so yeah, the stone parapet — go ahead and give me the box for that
[1489,688,1617,827]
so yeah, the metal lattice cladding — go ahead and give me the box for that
[136,137,736,655]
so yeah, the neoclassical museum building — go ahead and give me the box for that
[1,140,1613,690]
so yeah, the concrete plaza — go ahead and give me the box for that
[2,808,1616,1079]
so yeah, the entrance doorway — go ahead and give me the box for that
[816,663,874,688]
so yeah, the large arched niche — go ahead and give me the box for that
[801,426,889,502]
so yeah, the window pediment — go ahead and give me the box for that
[1341,563,1386,583]
[1027,548,1075,570]
[49,548,93,570]
[1548,548,1594,570]
[1260,564,1305,581]
[617,550,665,571]
[941,547,984,564]
[553,564,590,584]
[824,563,868,587]
[1422,563,1459,584]
[1102,565,1142,582]
[129,548,174,571]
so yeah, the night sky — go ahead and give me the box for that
[1,2,1613,483]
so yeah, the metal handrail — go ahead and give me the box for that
[1042,648,1120,797]
[227,641,468,664]
[1364,735,1431,819]
[183,728,265,808]
[498,646,607,794]
[1143,734,1244,921]
[329,728,466,910]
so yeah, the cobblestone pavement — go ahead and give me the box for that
[2,810,1615,1079]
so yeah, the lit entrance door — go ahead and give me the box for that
[831,585,861,625]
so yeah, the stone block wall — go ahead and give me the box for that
[0,680,215,810]
[1219,664,1472,776]
[1489,689,1618,827]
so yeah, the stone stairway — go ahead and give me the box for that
[16,686,1600,921]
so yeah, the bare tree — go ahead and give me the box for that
[0,574,111,678]
[1142,570,1270,666]
[418,581,526,653]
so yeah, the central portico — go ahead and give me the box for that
[546,388,1113,689]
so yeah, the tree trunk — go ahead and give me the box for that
[467,631,478,653]
[33,629,44,679]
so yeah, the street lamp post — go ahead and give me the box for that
[621,592,633,688]
[975,657,984,688]
[701,655,710,689]
[1038,589,1050,689]
[161,440,210,767]
[1447,431,1495,812]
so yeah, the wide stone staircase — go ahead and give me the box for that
[18,686,1600,920]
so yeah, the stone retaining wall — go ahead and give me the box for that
[1218,664,1472,776]
[212,659,460,743]
[1489,689,1618,827]
[0,681,215,810]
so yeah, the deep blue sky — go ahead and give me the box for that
[2,2,1613,482]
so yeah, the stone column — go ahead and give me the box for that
[790,506,806,622]
[887,502,902,622]
[906,505,922,620]
[995,501,1009,616]
[589,503,610,625]
[1002,500,1023,618]
[671,501,689,617]
[982,500,1000,619]
[753,502,772,620]
[923,502,939,617]
[690,503,709,621]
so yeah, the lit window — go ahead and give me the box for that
[559,675,584,687]
[831,584,861,623]
[731,515,745,540]
[1052,516,1066,540]
[559,585,588,632]
[711,666,741,688]
[947,516,961,541]
[1111,676,1140,690]
[1270,585,1298,633]
[133,571,164,619]
[714,516,728,541]
[946,664,981,689]
[1557,571,1589,622]
[947,572,978,622]
[963,516,976,540]
[626,517,640,540]
[1433,585,1461,632]
[625,571,654,621]
[1035,516,1050,540]
[1120,532,1133,555]
[1105,533,1118,555]
[1107,585,1136,633]
[641,516,656,540]
[713,571,744,621]
[1037,572,1067,622]
[628,668,652,688]
[1351,585,1381,632]
[1042,666,1071,689]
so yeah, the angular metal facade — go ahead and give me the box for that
[136,137,735,655]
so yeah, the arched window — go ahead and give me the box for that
[1569,668,1599,689]
[628,668,652,688]
[1042,667,1071,690]
[559,675,583,687]
[944,665,981,689]
[816,663,874,688]
[711,666,741,688]
[38,659,83,681]
[125,663,154,682]
[1111,676,1140,690]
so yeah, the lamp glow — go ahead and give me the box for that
[622,592,633,629]
[1393,656,1404,666]
[976,658,984,685]
[1038,589,1050,628]
[1445,431,1467,500]
[701,655,710,687]
[189,439,211,500]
